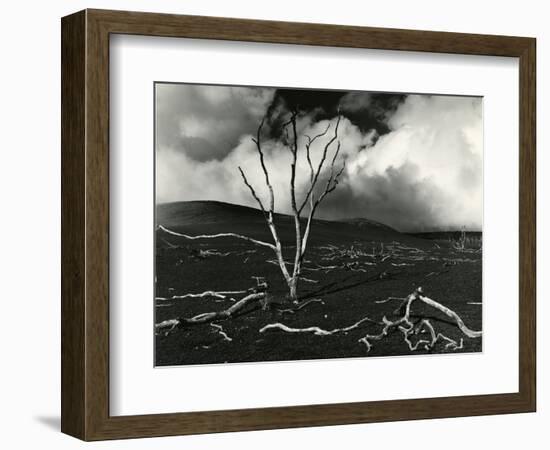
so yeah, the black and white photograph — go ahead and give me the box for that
[154,82,483,367]
[1,0,543,446]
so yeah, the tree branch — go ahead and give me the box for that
[250,117,275,213]
[286,110,300,216]
[359,287,481,352]
[238,166,267,214]
[260,315,379,336]
[156,291,267,334]
[242,118,292,286]
[285,111,303,287]
[300,161,345,258]
[298,115,342,214]
[304,123,331,183]
[156,290,247,302]
[158,225,276,251]
[417,292,482,338]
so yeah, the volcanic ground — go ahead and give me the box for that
[154,201,482,366]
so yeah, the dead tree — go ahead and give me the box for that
[160,112,345,303]
[238,112,345,302]
[261,287,482,353]
[451,227,467,252]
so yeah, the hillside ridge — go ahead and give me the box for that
[155,200,428,248]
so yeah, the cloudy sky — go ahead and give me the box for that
[155,83,482,232]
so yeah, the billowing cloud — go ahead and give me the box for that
[156,83,275,161]
[156,84,482,232]
[331,95,483,231]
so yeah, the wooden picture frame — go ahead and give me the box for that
[61,9,536,441]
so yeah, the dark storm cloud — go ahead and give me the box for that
[156,83,275,162]
[265,88,404,141]
[339,92,406,137]
[156,84,482,231]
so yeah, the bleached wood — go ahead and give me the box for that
[210,323,233,342]
[359,287,481,351]
[155,292,267,334]
[417,292,482,338]
[260,315,378,336]
[158,224,276,250]
[155,290,247,301]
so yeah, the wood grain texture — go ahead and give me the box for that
[518,38,536,409]
[61,10,86,439]
[61,8,537,441]
[88,8,532,56]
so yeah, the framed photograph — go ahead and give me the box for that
[61,9,536,440]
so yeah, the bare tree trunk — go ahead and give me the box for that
[289,277,299,303]
[161,113,345,309]
[265,211,293,287]
[237,112,344,302]
[238,118,294,294]
[288,111,302,303]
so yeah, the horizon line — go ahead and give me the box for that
[156,199,482,234]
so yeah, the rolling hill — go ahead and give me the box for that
[156,200,428,248]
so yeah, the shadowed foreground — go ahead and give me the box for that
[155,201,482,366]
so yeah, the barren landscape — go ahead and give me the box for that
[155,201,482,366]
[154,83,483,367]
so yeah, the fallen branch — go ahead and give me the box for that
[278,298,325,314]
[358,317,395,351]
[260,315,379,336]
[236,250,257,256]
[406,319,463,351]
[200,249,231,257]
[425,269,449,278]
[158,225,276,251]
[418,291,482,338]
[155,291,266,335]
[303,264,339,272]
[299,276,319,284]
[374,296,406,304]
[210,323,232,342]
[155,290,247,301]
[160,238,178,249]
[359,287,481,352]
